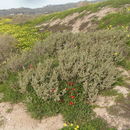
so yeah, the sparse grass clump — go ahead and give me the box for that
[0,74,23,103]
[100,89,119,96]
[0,35,17,64]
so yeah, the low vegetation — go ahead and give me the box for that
[0,0,130,129]
[0,18,51,49]
[0,28,129,129]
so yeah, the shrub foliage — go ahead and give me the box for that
[17,29,127,102]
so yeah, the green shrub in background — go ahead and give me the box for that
[0,35,18,64]
[0,35,18,83]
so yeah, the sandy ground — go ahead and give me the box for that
[0,103,64,130]
[94,68,130,130]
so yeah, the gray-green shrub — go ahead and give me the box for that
[58,44,119,102]
[0,35,18,83]
[33,29,127,58]
[18,29,128,102]
[0,35,17,64]
[18,59,66,101]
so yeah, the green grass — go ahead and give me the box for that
[27,4,100,25]
[118,59,130,70]
[98,11,130,70]
[24,82,116,129]
[0,74,23,103]
[99,12,130,28]
[25,94,60,119]
[114,77,126,86]
[27,93,116,130]
[27,5,98,25]
[62,118,116,130]
[25,82,92,121]
[105,0,130,7]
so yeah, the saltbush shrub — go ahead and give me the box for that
[58,44,119,102]
[18,59,66,101]
[17,29,128,102]
[32,29,127,58]
[6,29,127,71]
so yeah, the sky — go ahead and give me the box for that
[0,0,93,9]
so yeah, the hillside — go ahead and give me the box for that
[0,0,105,17]
[30,0,130,33]
[0,3,78,16]
[0,0,130,130]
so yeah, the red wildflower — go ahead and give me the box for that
[65,88,69,91]
[67,82,75,86]
[69,101,74,105]
[72,88,76,91]
[70,96,75,99]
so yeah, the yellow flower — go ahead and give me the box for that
[127,8,130,11]
[76,125,79,129]
[63,123,67,127]
[74,128,78,130]
[127,34,130,38]
[114,53,118,56]
[70,123,73,126]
